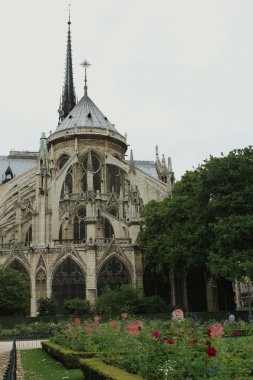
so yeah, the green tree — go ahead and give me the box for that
[0,266,30,315]
[198,147,253,280]
[139,146,253,284]
[139,170,209,277]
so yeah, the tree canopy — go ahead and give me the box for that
[139,146,253,282]
[0,266,30,315]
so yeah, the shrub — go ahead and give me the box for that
[37,298,57,316]
[95,285,169,315]
[63,299,92,315]
[95,285,143,315]
[134,295,168,314]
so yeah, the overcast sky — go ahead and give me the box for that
[0,0,252,179]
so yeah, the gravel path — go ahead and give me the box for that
[0,340,43,379]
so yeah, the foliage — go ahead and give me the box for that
[37,298,57,316]
[0,266,30,316]
[49,312,253,379]
[95,285,168,315]
[0,321,58,339]
[80,358,144,380]
[63,298,92,315]
[20,348,83,380]
[95,285,143,315]
[139,146,253,282]
[134,295,168,314]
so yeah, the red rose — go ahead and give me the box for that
[206,346,217,357]
[151,330,161,338]
[167,339,175,345]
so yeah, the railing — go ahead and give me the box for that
[95,237,132,245]
[0,242,30,251]
[3,338,16,380]
[0,237,132,252]
[52,239,87,246]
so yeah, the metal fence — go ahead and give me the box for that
[15,337,43,350]
[3,339,16,380]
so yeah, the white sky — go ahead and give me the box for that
[0,0,252,179]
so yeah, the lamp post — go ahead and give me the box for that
[244,276,253,323]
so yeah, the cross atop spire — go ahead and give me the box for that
[58,8,76,125]
[81,60,91,96]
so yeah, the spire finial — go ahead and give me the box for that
[68,4,71,25]
[81,60,91,96]
[58,8,76,124]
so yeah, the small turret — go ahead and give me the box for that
[129,149,136,174]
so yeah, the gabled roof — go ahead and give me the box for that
[55,94,118,133]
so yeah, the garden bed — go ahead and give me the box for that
[43,312,253,379]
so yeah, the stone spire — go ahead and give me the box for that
[38,132,49,172]
[58,10,76,124]
[129,149,136,174]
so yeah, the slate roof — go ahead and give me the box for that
[0,152,37,184]
[56,94,118,133]
[131,160,159,179]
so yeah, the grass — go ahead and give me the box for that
[20,349,84,380]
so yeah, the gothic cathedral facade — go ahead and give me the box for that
[0,18,174,316]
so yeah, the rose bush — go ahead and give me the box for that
[49,310,253,379]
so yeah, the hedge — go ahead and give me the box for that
[80,358,145,380]
[41,341,103,368]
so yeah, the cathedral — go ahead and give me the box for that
[0,17,174,316]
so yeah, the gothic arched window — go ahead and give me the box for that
[103,217,114,239]
[108,164,121,195]
[82,152,101,192]
[58,154,70,170]
[25,225,32,243]
[60,166,73,198]
[59,224,62,241]
[74,207,86,242]
[52,257,86,310]
[97,256,130,295]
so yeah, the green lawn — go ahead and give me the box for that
[20,349,84,380]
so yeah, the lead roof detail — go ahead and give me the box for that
[55,93,118,133]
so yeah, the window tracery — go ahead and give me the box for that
[74,207,86,242]
[82,152,101,192]
[52,258,86,309]
[107,164,121,194]
[97,256,130,295]
[25,225,32,243]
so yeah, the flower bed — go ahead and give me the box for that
[47,312,253,379]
